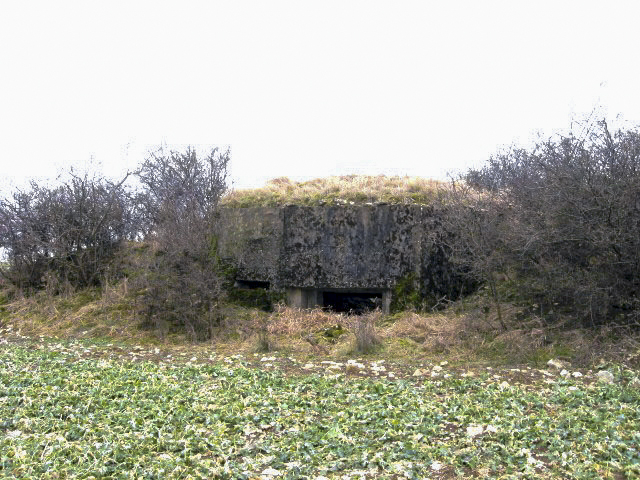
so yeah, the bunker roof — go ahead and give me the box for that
[221,175,448,207]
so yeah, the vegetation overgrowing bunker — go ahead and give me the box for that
[217,176,468,313]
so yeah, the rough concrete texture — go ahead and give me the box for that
[217,205,467,310]
[280,205,426,288]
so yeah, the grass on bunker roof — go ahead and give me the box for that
[221,175,448,207]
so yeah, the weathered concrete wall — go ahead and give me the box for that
[217,204,466,312]
[280,205,429,289]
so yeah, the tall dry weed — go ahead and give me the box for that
[349,310,381,354]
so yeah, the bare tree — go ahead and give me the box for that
[136,146,230,340]
[440,182,510,330]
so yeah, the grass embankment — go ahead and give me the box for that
[221,175,447,207]
[0,286,603,368]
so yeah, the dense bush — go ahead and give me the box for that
[0,171,137,292]
[451,119,640,328]
[0,146,230,340]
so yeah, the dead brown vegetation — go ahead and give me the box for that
[266,305,347,335]
[2,275,639,368]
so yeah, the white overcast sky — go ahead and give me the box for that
[1,0,640,192]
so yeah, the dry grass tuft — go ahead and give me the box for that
[222,175,448,207]
[253,330,275,353]
[266,305,347,336]
[266,306,385,355]
[384,311,474,344]
[382,308,520,358]
[484,329,547,363]
[349,310,382,354]
[554,326,640,367]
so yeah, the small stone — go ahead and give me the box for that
[560,369,570,377]
[432,365,443,372]
[346,359,365,369]
[485,425,498,433]
[571,371,583,378]
[498,381,510,390]
[596,370,615,384]
[431,461,443,471]
[412,368,425,377]
[262,467,281,476]
[466,425,483,437]
[547,359,565,369]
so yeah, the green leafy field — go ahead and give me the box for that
[1,340,639,479]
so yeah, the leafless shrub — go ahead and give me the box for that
[0,169,137,292]
[135,146,229,341]
[449,118,640,329]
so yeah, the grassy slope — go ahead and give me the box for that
[221,175,447,207]
[0,285,596,368]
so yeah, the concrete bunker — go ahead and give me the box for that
[217,204,464,314]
